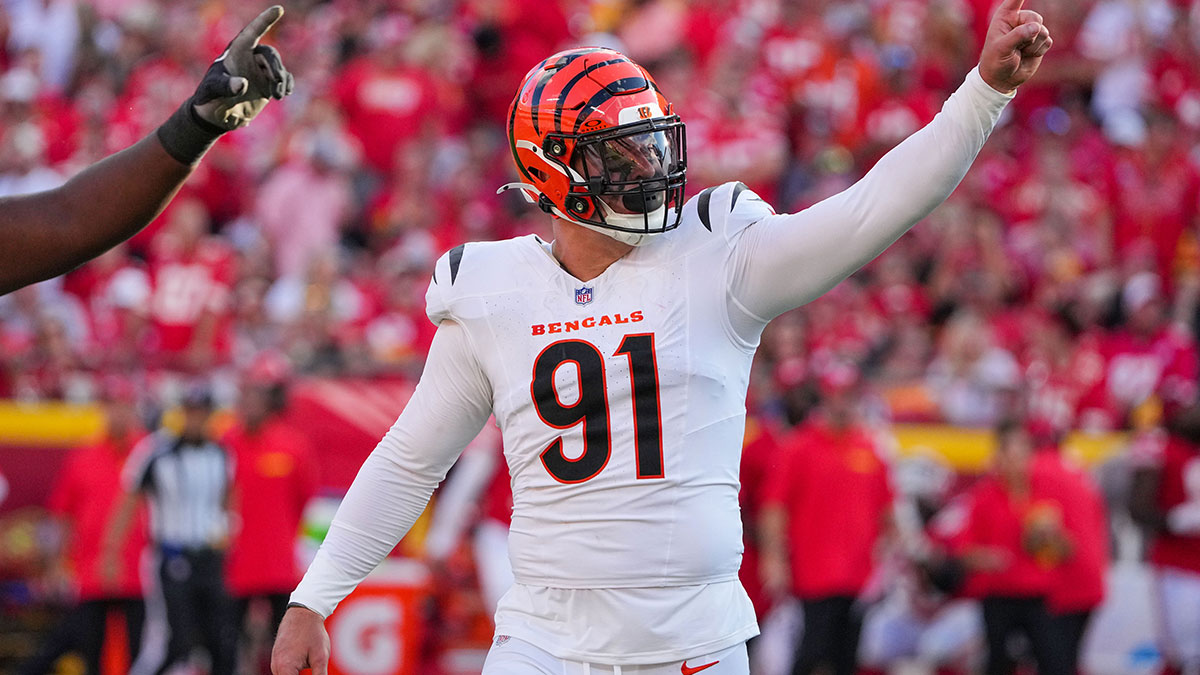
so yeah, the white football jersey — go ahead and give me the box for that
[426,181,773,590]
[291,65,1012,665]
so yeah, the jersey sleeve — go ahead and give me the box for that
[425,244,468,326]
[725,67,1013,341]
[290,319,493,617]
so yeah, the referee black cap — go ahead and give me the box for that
[181,382,215,410]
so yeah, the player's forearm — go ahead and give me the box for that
[0,135,194,295]
[290,453,443,617]
[291,432,485,616]
[291,321,493,616]
[0,7,292,297]
[730,67,1013,325]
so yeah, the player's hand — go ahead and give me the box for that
[978,0,1052,94]
[193,5,295,131]
[271,605,331,675]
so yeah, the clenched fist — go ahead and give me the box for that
[271,605,331,675]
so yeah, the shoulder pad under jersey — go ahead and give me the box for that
[425,238,530,325]
[427,243,470,325]
[680,181,777,243]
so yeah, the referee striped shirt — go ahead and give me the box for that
[123,430,233,549]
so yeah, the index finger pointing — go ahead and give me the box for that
[996,0,1025,13]
[231,5,284,53]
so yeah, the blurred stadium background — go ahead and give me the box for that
[0,0,1199,673]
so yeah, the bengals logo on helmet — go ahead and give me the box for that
[499,47,688,242]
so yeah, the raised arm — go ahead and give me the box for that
[272,319,493,675]
[726,0,1051,335]
[0,6,293,295]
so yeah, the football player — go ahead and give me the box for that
[0,6,293,296]
[272,1,1052,673]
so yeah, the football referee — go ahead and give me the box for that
[102,385,238,675]
[0,5,293,296]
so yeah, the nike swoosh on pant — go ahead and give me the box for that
[681,660,719,675]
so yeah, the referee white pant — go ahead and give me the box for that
[482,636,749,675]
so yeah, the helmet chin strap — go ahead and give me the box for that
[576,221,651,247]
[587,200,667,247]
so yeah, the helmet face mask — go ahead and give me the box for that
[505,48,688,244]
[560,116,686,235]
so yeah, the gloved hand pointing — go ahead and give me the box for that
[193,5,295,130]
[156,5,294,165]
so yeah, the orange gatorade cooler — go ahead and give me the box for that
[327,559,431,675]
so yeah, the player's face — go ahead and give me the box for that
[573,130,676,215]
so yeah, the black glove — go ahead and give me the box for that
[193,6,294,130]
[157,6,294,164]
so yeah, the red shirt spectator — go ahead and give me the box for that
[764,416,893,597]
[957,462,1069,598]
[1105,122,1199,277]
[225,417,318,597]
[739,414,782,617]
[146,200,236,366]
[62,246,150,363]
[1032,449,1108,614]
[334,53,438,175]
[48,430,148,601]
[1091,327,1198,428]
[1022,317,1106,434]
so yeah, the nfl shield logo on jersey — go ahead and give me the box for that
[575,286,594,306]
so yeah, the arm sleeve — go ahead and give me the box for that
[290,320,492,617]
[727,68,1013,337]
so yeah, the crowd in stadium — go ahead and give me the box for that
[0,0,1195,432]
[3,0,1200,673]
[0,0,1180,441]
